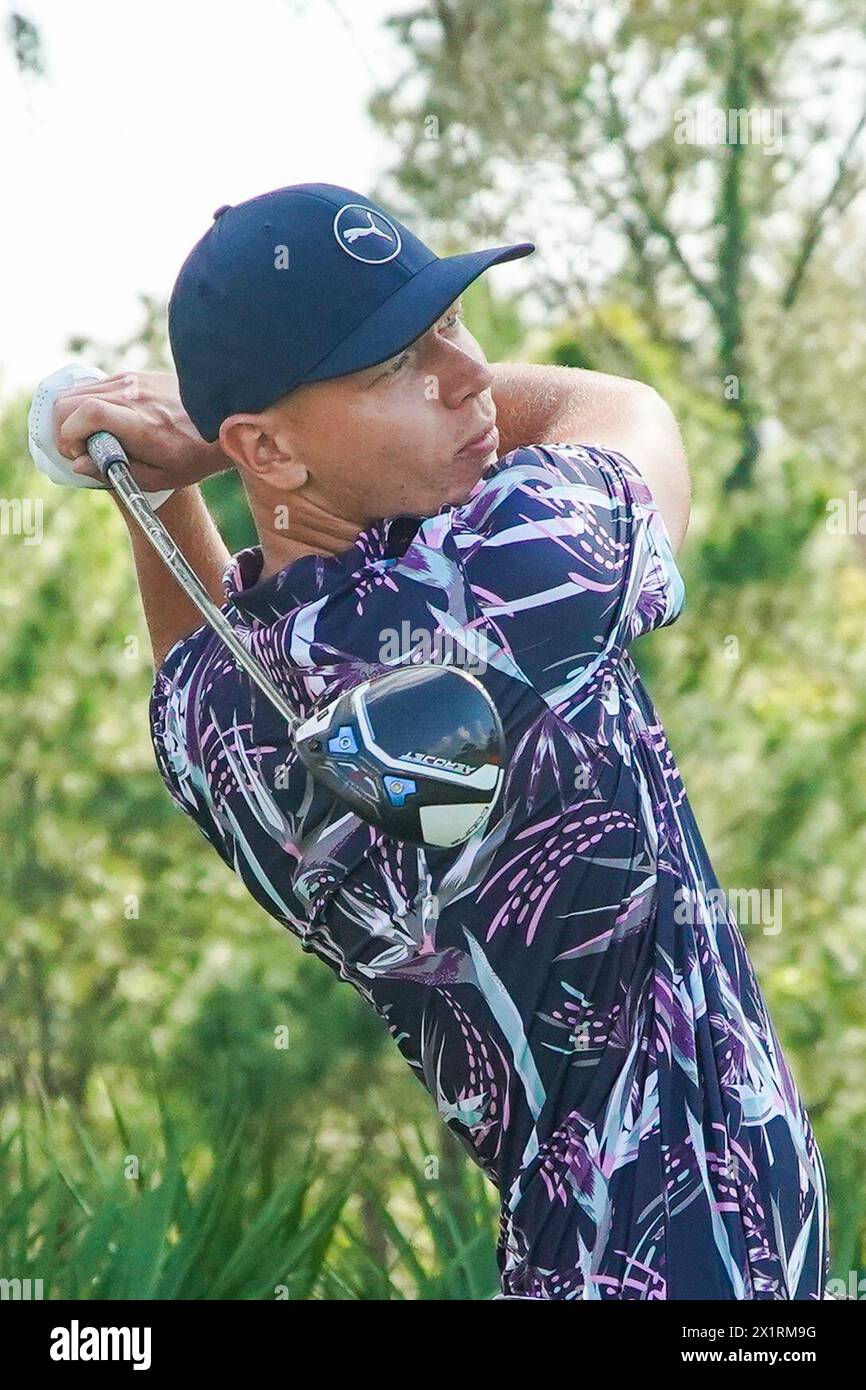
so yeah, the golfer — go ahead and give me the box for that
[54,183,829,1300]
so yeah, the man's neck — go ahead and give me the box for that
[244,476,365,581]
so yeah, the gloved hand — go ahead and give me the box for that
[29,364,175,510]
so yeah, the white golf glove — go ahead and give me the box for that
[28,364,174,511]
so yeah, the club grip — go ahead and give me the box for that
[86,429,130,479]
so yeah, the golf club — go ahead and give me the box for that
[83,427,507,849]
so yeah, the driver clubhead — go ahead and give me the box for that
[294,664,506,848]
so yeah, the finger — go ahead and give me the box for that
[74,449,164,492]
[54,374,149,429]
[53,388,138,452]
[54,379,144,426]
[56,397,138,461]
[72,455,102,481]
[60,372,142,398]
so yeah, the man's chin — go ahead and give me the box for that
[441,480,481,509]
[411,453,496,517]
[449,451,495,501]
[460,452,503,501]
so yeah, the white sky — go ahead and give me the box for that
[0,0,418,401]
[4,2,863,408]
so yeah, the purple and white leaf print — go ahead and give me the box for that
[150,444,829,1299]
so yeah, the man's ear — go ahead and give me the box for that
[218,414,308,490]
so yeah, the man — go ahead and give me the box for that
[55,183,829,1299]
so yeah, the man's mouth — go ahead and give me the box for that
[455,422,499,459]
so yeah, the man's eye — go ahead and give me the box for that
[373,308,461,383]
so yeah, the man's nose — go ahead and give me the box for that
[435,341,494,407]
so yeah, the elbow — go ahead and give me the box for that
[640,386,689,468]
[635,386,692,552]
[637,383,680,431]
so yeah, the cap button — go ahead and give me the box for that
[212,203,233,220]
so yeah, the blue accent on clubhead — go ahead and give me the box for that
[328,725,358,755]
[384,776,417,806]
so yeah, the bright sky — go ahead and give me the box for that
[5,2,862,410]
[0,0,419,401]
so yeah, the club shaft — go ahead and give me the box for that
[86,430,302,732]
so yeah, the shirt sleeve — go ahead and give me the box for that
[148,631,231,858]
[457,443,686,707]
[147,627,316,932]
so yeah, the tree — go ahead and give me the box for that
[368,0,866,487]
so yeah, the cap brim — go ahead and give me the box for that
[302,241,536,385]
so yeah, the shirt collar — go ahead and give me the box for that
[222,514,421,623]
[221,458,505,624]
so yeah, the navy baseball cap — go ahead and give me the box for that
[168,182,535,443]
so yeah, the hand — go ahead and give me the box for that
[53,371,229,493]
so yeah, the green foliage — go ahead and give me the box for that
[0,1089,498,1300]
[698,455,832,588]
[371,0,866,491]
[200,471,258,554]
[1,1078,500,1295]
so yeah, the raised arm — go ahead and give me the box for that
[53,371,231,670]
[52,363,689,670]
[490,363,691,553]
[111,487,230,670]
